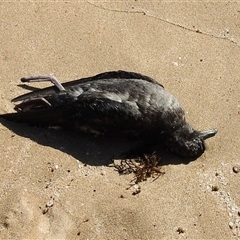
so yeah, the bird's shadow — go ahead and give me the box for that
[17,84,41,92]
[0,119,195,166]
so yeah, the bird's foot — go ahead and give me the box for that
[21,75,65,91]
[14,97,52,112]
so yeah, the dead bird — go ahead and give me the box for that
[0,70,217,158]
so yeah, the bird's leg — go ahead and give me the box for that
[14,98,52,112]
[21,75,65,91]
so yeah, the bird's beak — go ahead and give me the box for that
[199,128,218,140]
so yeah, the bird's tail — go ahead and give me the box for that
[0,109,65,127]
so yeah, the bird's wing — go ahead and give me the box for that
[12,71,164,103]
[0,92,149,135]
[2,79,159,135]
[68,89,157,135]
[0,108,65,127]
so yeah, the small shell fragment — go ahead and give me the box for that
[233,166,239,173]
[229,222,234,229]
[46,199,54,207]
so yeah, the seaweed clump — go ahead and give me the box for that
[114,152,165,184]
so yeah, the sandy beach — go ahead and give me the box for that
[0,2,240,239]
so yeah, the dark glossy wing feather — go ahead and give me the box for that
[0,109,64,127]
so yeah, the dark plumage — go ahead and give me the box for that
[0,70,217,158]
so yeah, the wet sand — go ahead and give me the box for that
[0,2,240,239]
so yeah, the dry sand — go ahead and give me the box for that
[0,2,240,239]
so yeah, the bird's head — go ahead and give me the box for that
[165,124,217,158]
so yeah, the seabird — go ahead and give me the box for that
[0,70,217,158]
